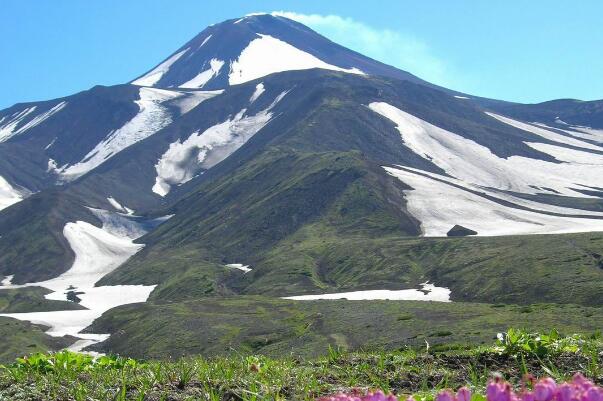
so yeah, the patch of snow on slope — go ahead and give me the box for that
[131,48,189,86]
[152,90,289,196]
[0,175,24,211]
[171,90,224,114]
[384,166,603,236]
[0,107,37,141]
[229,34,365,85]
[283,282,451,302]
[454,95,470,99]
[487,112,603,151]
[368,102,603,198]
[404,166,603,217]
[0,209,168,351]
[226,264,252,273]
[571,126,603,142]
[107,197,134,215]
[249,83,265,103]
[47,159,59,173]
[199,34,212,48]
[179,59,225,88]
[0,102,66,143]
[525,142,603,165]
[532,122,603,144]
[1,275,14,286]
[59,88,219,180]
[45,137,57,150]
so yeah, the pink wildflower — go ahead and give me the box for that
[436,390,455,401]
[317,373,603,401]
[457,387,472,401]
[534,382,554,401]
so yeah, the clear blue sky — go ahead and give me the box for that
[2,0,602,108]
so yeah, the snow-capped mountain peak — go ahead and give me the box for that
[129,14,423,90]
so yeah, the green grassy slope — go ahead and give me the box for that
[87,296,603,359]
[99,149,420,300]
[0,317,72,363]
[242,226,603,306]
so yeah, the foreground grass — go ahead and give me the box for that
[1,331,601,401]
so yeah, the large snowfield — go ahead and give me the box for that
[0,209,165,351]
[228,34,364,85]
[368,102,603,237]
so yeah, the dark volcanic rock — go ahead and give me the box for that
[446,225,478,237]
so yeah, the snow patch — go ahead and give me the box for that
[199,34,212,48]
[152,90,289,196]
[0,102,66,142]
[487,112,603,152]
[0,209,168,351]
[0,175,24,211]
[283,282,451,302]
[45,137,57,150]
[47,158,61,174]
[106,197,134,215]
[58,88,220,180]
[0,107,37,142]
[384,165,603,236]
[131,48,189,86]
[532,121,603,144]
[1,275,14,287]
[226,264,252,273]
[249,83,265,103]
[171,90,224,114]
[228,34,365,85]
[368,102,603,198]
[179,59,225,89]
[454,95,470,99]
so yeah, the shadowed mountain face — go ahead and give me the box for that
[0,13,602,357]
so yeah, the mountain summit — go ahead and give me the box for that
[130,13,428,89]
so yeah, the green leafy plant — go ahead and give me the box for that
[494,328,582,357]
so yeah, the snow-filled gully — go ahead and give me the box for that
[152,88,289,196]
[56,87,222,181]
[0,209,168,353]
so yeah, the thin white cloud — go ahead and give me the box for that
[271,11,451,87]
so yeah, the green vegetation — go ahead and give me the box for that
[0,317,72,363]
[494,328,591,357]
[95,148,603,308]
[85,297,602,360]
[0,330,600,400]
